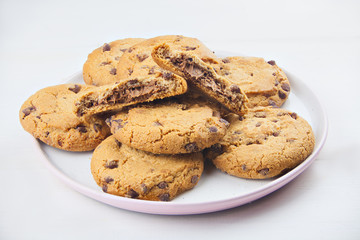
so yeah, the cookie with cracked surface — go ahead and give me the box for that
[74,73,187,117]
[205,107,315,179]
[106,101,228,154]
[19,84,110,151]
[83,38,145,86]
[91,136,204,201]
[212,57,290,108]
[152,43,248,115]
[116,35,218,81]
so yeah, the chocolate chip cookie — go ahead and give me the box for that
[152,43,248,115]
[19,84,110,151]
[83,38,145,86]
[106,101,228,154]
[212,57,290,108]
[116,35,218,81]
[91,136,204,201]
[205,107,315,179]
[74,73,187,117]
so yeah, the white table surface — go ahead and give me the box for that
[1,0,360,239]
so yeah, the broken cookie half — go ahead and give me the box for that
[74,72,187,117]
[152,43,248,116]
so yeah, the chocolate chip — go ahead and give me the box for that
[120,48,128,52]
[267,60,276,66]
[114,56,120,61]
[68,84,81,94]
[250,73,254,76]
[184,46,196,51]
[222,58,230,63]
[238,116,244,121]
[272,72,276,76]
[141,184,148,193]
[114,139,122,148]
[148,66,156,75]
[268,100,278,107]
[112,119,124,129]
[229,84,241,93]
[153,121,163,127]
[278,90,287,99]
[102,184,108,192]
[162,72,173,80]
[209,126,218,133]
[103,43,111,52]
[258,168,269,176]
[254,112,267,118]
[234,130,242,134]
[128,79,139,85]
[100,61,111,66]
[93,123,102,132]
[185,142,199,152]
[286,138,295,143]
[136,54,149,62]
[75,125,87,133]
[281,83,290,92]
[127,189,139,198]
[210,143,224,154]
[128,68,133,76]
[273,131,280,137]
[22,106,36,117]
[275,80,279,86]
[159,193,170,201]
[242,164,247,171]
[109,68,117,75]
[191,175,199,184]
[104,177,114,183]
[290,112,298,119]
[219,118,230,127]
[212,111,221,118]
[128,47,134,53]
[105,160,118,169]
[45,131,50,137]
[157,181,168,189]
[256,122,262,127]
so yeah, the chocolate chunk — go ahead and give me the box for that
[103,43,111,52]
[254,112,267,118]
[127,189,139,198]
[141,184,148,194]
[242,164,247,171]
[258,168,269,176]
[153,121,163,127]
[102,184,108,192]
[267,60,276,66]
[109,68,117,75]
[68,84,81,94]
[22,106,36,117]
[185,142,199,152]
[229,84,241,93]
[209,126,218,132]
[136,54,149,62]
[219,118,230,127]
[281,83,290,92]
[184,46,196,51]
[191,175,199,184]
[278,90,287,99]
[159,193,170,201]
[255,122,262,127]
[105,160,118,169]
[162,72,173,80]
[222,58,230,63]
[93,123,102,132]
[104,177,114,183]
[114,139,122,148]
[75,125,87,133]
[157,181,168,189]
[290,112,298,119]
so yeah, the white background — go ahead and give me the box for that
[1,0,360,239]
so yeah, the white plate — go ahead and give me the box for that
[35,64,328,215]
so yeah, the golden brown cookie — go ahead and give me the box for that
[213,57,290,108]
[83,38,145,86]
[106,101,228,154]
[19,84,110,151]
[91,136,204,201]
[152,43,248,115]
[74,73,187,117]
[205,107,315,179]
[116,35,218,81]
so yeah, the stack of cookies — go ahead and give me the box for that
[19,35,315,201]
